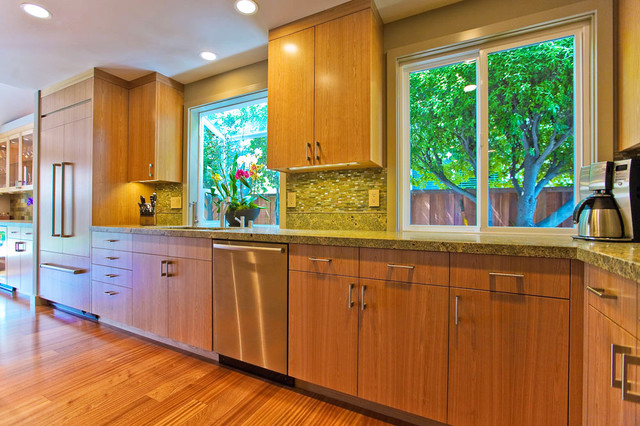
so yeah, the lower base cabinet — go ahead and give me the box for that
[91,281,132,325]
[448,289,570,425]
[288,271,448,421]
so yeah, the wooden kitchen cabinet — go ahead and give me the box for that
[130,234,212,350]
[448,288,570,425]
[618,0,640,152]
[128,73,184,182]
[6,226,33,295]
[288,270,359,395]
[358,278,449,422]
[267,1,383,171]
[584,264,640,424]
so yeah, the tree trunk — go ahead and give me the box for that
[515,156,541,227]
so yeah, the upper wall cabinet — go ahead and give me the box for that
[0,124,34,192]
[618,0,640,152]
[267,0,384,172]
[128,73,184,182]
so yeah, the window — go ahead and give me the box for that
[195,91,279,225]
[399,23,589,233]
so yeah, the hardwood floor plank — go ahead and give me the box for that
[0,292,396,425]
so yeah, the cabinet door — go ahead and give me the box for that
[62,116,92,257]
[586,306,638,425]
[288,271,358,395]
[39,125,63,254]
[19,240,32,295]
[21,132,33,186]
[6,239,20,291]
[358,279,448,422]
[267,28,315,170]
[131,253,168,337]
[618,0,640,151]
[166,257,212,350]
[8,135,20,187]
[314,10,374,165]
[448,289,570,425]
[128,81,157,182]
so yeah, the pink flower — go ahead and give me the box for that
[235,169,250,179]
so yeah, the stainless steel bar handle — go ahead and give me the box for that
[105,256,119,260]
[455,296,460,325]
[306,143,311,161]
[314,141,320,161]
[149,163,153,177]
[213,243,285,253]
[361,285,367,311]
[387,263,415,270]
[308,257,332,262]
[39,263,85,274]
[160,260,167,277]
[622,354,640,403]
[191,201,198,225]
[166,260,173,278]
[489,272,525,279]
[612,344,633,388]
[105,239,119,243]
[51,163,61,237]
[61,162,72,238]
[587,286,618,300]
[14,242,19,252]
[105,274,118,278]
[348,283,354,308]
[17,242,26,252]
[104,290,118,296]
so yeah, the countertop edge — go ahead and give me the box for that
[90,226,640,284]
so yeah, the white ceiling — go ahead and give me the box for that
[0,0,459,127]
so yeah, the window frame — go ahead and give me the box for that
[397,21,591,234]
[188,89,272,227]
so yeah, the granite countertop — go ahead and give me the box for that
[0,220,33,227]
[90,225,640,284]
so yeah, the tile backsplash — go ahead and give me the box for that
[10,192,33,221]
[154,183,183,226]
[286,168,387,231]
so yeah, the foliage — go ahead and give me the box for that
[210,154,269,212]
[201,101,279,213]
[409,36,576,227]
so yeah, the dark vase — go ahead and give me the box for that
[225,207,260,227]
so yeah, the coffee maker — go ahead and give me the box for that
[573,159,640,241]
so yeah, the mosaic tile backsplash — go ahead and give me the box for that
[286,168,387,231]
[154,182,183,226]
[10,192,33,221]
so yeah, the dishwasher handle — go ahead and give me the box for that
[213,243,285,254]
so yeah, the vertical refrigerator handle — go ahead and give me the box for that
[61,162,72,238]
[51,163,62,237]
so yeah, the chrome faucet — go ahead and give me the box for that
[190,201,198,226]
[219,198,229,228]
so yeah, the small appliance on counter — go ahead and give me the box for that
[572,159,640,241]
[138,193,156,226]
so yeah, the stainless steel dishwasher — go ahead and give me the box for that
[213,240,288,375]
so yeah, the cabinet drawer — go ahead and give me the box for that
[585,264,638,336]
[132,234,167,256]
[21,228,33,241]
[39,251,90,311]
[91,281,132,325]
[92,232,132,251]
[92,248,133,270]
[450,253,570,299]
[360,248,449,286]
[289,244,358,276]
[7,227,21,238]
[91,264,132,288]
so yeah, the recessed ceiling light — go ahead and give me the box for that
[234,0,258,15]
[463,84,477,92]
[200,51,217,61]
[20,3,51,19]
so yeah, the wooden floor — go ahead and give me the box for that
[0,291,399,425]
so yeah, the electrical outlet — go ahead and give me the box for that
[287,192,296,208]
[170,197,182,209]
[368,189,380,207]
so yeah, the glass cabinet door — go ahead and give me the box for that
[0,140,7,189]
[9,135,19,187]
[21,132,33,186]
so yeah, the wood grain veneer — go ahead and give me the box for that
[91,281,132,324]
[132,252,168,337]
[360,248,449,286]
[91,231,133,251]
[91,247,133,270]
[91,264,132,288]
[289,244,359,276]
[132,234,168,256]
[288,271,359,396]
[358,279,448,422]
[448,288,570,425]
[450,253,571,299]
[166,236,211,261]
[618,0,640,152]
[585,263,638,336]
